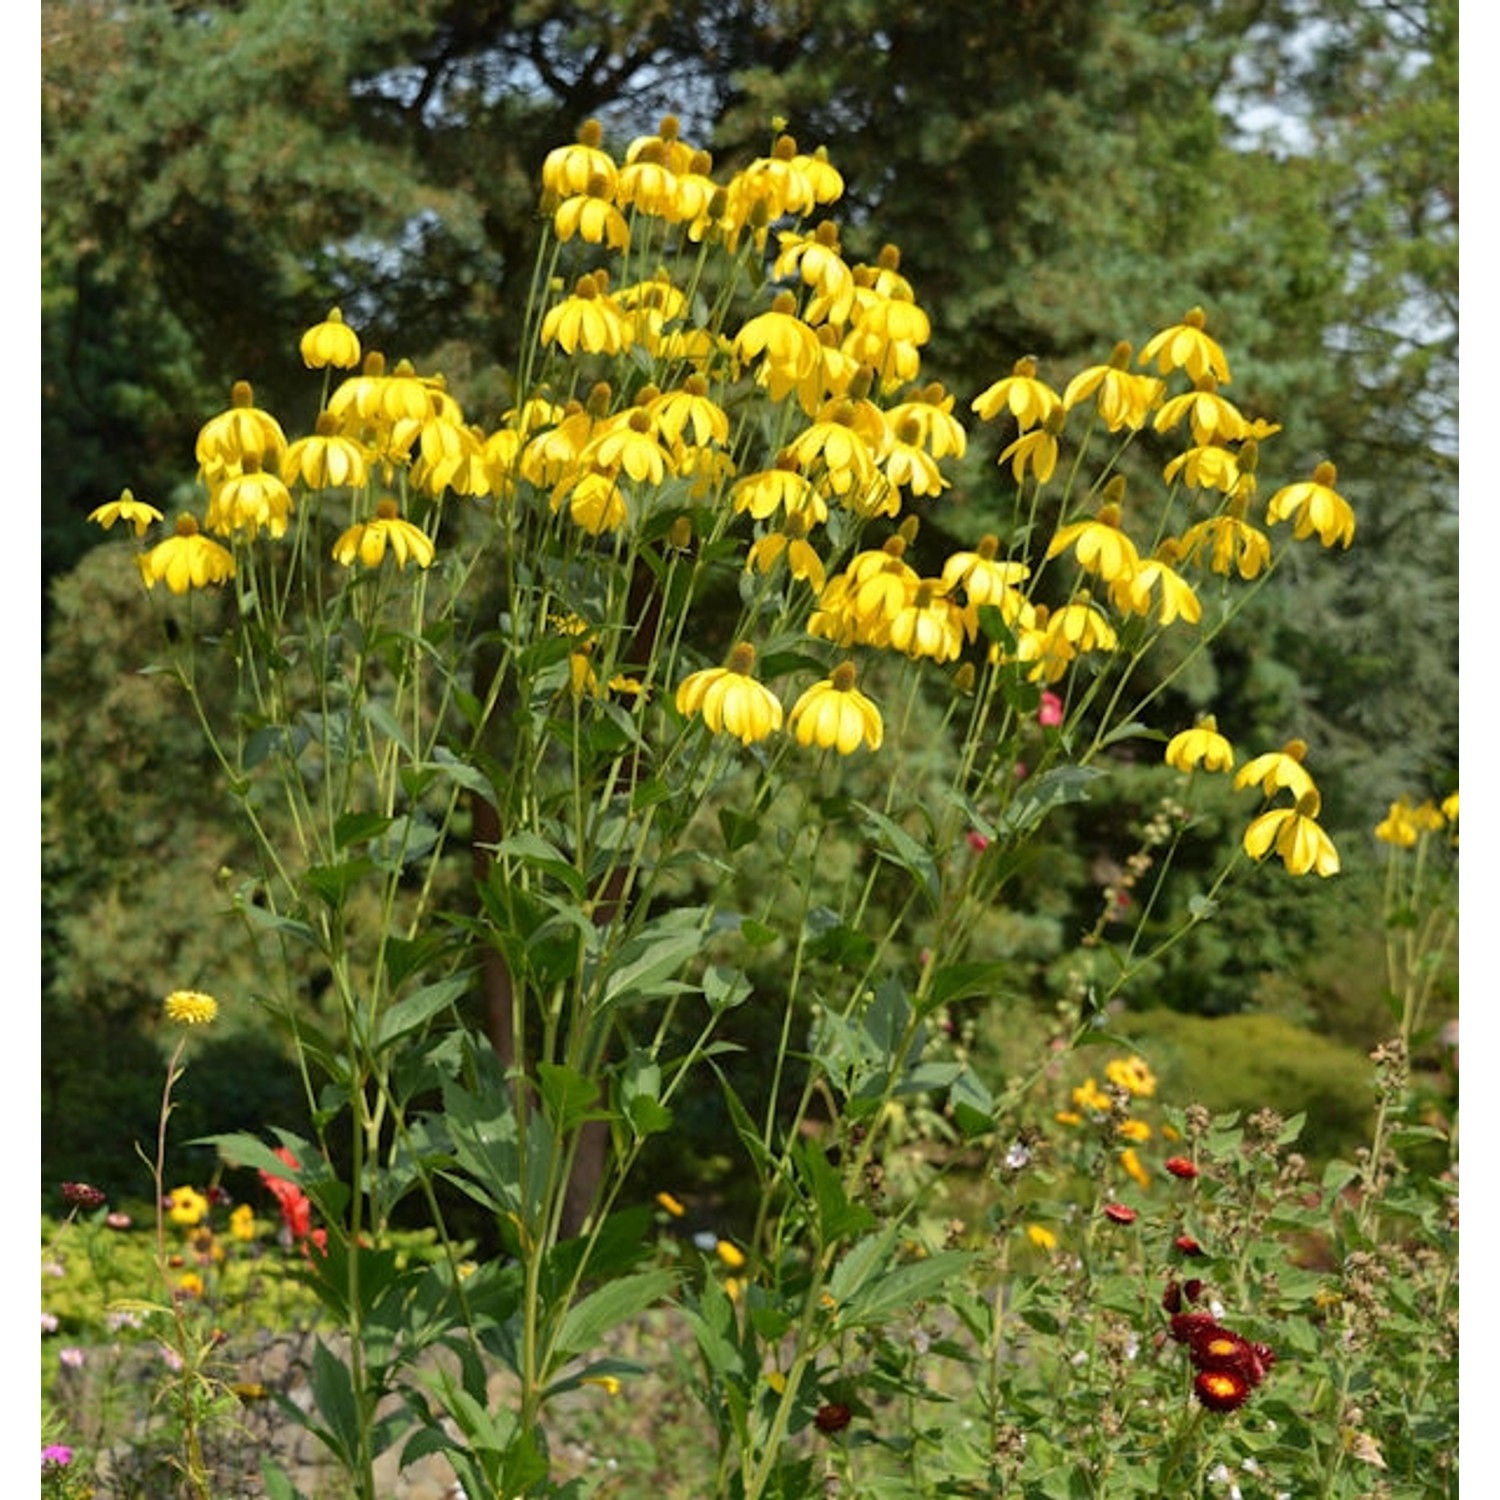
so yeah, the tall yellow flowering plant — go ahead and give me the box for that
[99,114,1367,1499]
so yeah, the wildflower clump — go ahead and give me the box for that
[96,112,1386,1500]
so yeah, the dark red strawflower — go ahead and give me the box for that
[1162,1280,1183,1315]
[61,1182,107,1211]
[1169,1312,1221,1345]
[1193,1368,1252,1413]
[1102,1202,1137,1225]
[1183,1279,1204,1303]
[1174,1234,1205,1257]
[814,1402,853,1434]
[1164,1156,1199,1180]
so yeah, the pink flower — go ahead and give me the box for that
[967,830,991,853]
[58,1347,85,1369]
[41,1445,73,1468]
[1038,691,1064,727]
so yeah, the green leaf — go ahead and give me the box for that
[795,1138,876,1246]
[257,1459,300,1500]
[855,802,939,903]
[307,1338,364,1469]
[487,832,588,900]
[948,1067,996,1138]
[924,961,1010,1011]
[703,964,753,1012]
[333,811,391,849]
[537,1061,605,1135]
[302,856,374,908]
[839,1249,974,1327]
[553,1269,677,1359]
[597,908,707,1010]
[374,974,471,1054]
[995,765,1105,837]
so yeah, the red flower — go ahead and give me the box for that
[1168,1312,1220,1345]
[967,830,991,853]
[1193,1368,1251,1413]
[1173,1234,1205,1257]
[61,1182,107,1210]
[259,1146,325,1254]
[1164,1156,1198,1179]
[1038,691,1064,728]
[1102,1202,1137,1225]
[814,1402,853,1434]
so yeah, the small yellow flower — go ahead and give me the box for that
[195,380,288,484]
[1047,503,1141,584]
[88,487,164,537]
[1062,343,1165,431]
[1139,307,1232,384]
[1055,1110,1083,1127]
[1244,793,1341,877]
[282,413,370,489]
[716,1239,747,1270]
[539,273,631,355]
[299,307,362,370]
[1374,797,1420,848]
[675,643,783,746]
[1105,1056,1157,1098]
[228,1204,256,1242]
[138,515,237,595]
[1072,1078,1111,1113]
[175,1271,206,1299]
[1235,740,1318,806]
[331,499,435,570]
[655,1191,686,1218]
[1120,1147,1151,1189]
[582,1374,622,1396]
[787,662,884,754]
[1165,715,1235,774]
[1026,1224,1058,1252]
[1266,461,1356,549]
[167,1186,210,1227]
[972,356,1063,431]
[1117,1118,1152,1143]
[164,990,220,1027]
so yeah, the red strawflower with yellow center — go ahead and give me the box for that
[1193,1369,1252,1413]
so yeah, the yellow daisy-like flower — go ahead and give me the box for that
[1165,715,1235,774]
[1163,444,1241,495]
[167,1186,210,1227]
[941,534,1032,607]
[299,307,362,371]
[1062,342,1164,431]
[229,1204,257,1242]
[1117,1118,1152,1143]
[1104,1055,1156,1098]
[731,461,826,525]
[165,989,220,1026]
[1153,380,1252,446]
[1110,547,1201,626]
[1176,508,1271,580]
[1139,307,1232,384]
[732,291,822,404]
[1374,797,1420,848]
[715,1239,748,1270]
[972,356,1063,431]
[675,642,783,746]
[655,1191,686,1218]
[539,273,631,355]
[998,425,1060,485]
[331,498,435,570]
[1072,1077,1112,1113]
[1244,793,1341,877]
[195,381,288,484]
[884,581,966,662]
[554,189,631,251]
[88,487,164,537]
[1120,1147,1151,1189]
[552,471,629,536]
[1047,503,1141,584]
[541,118,618,199]
[282,413,370,490]
[787,662,884,754]
[206,458,295,539]
[747,522,827,593]
[1234,739,1318,807]
[1265,461,1356,549]
[138,515,236,595]
[1025,1224,1059,1252]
